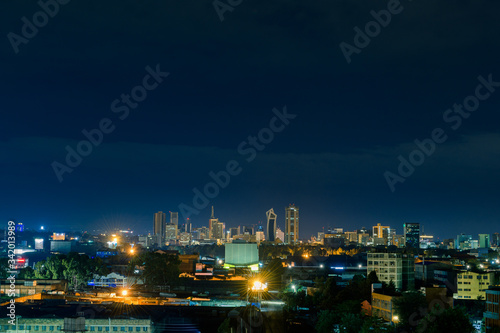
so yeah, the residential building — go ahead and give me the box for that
[456,271,494,300]
[484,286,500,331]
[285,204,299,244]
[372,292,400,322]
[367,252,415,291]
[0,318,151,333]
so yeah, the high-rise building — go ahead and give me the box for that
[492,233,500,247]
[242,226,254,235]
[165,223,177,243]
[367,252,415,291]
[184,218,192,233]
[373,223,391,246]
[276,227,285,243]
[479,234,490,248]
[266,208,277,242]
[154,211,166,245]
[170,211,179,227]
[209,206,219,239]
[404,223,420,248]
[285,204,299,244]
[256,225,265,244]
[212,221,225,240]
[230,227,240,238]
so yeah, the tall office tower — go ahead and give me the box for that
[404,223,420,248]
[479,234,491,248]
[170,211,179,227]
[209,206,219,239]
[256,225,265,244]
[230,227,240,238]
[285,204,299,244]
[266,208,277,242]
[154,211,166,245]
[373,223,391,246]
[212,221,225,240]
[165,223,178,243]
[185,218,192,233]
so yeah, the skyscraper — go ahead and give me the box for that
[266,208,277,242]
[154,211,166,245]
[373,223,391,246]
[404,223,420,248]
[185,218,192,233]
[479,234,490,248]
[285,204,299,244]
[170,211,179,227]
[209,206,218,239]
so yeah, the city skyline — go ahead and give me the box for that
[2,1,500,243]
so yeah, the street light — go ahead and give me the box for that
[121,289,128,296]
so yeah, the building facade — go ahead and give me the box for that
[153,211,166,245]
[0,318,151,333]
[367,252,415,291]
[285,204,299,244]
[484,286,500,331]
[266,208,277,242]
[456,271,494,300]
[404,223,420,248]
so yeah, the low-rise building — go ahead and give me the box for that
[0,318,152,333]
[455,271,494,300]
[484,286,500,331]
[372,292,400,322]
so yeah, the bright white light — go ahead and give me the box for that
[121,290,128,296]
[320,264,324,268]
[40,226,44,230]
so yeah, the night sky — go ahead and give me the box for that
[1,0,500,240]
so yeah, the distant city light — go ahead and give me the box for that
[320,264,324,268]
[40,226,44,230]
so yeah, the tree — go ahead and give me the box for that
[138,252,181,286]
[417,305,474,333]
[338,313,364,333]
[18,267,35,279]
[315,310,336,333]
[393,290,428,332]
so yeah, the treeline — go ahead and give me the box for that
[16,252,108,290]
